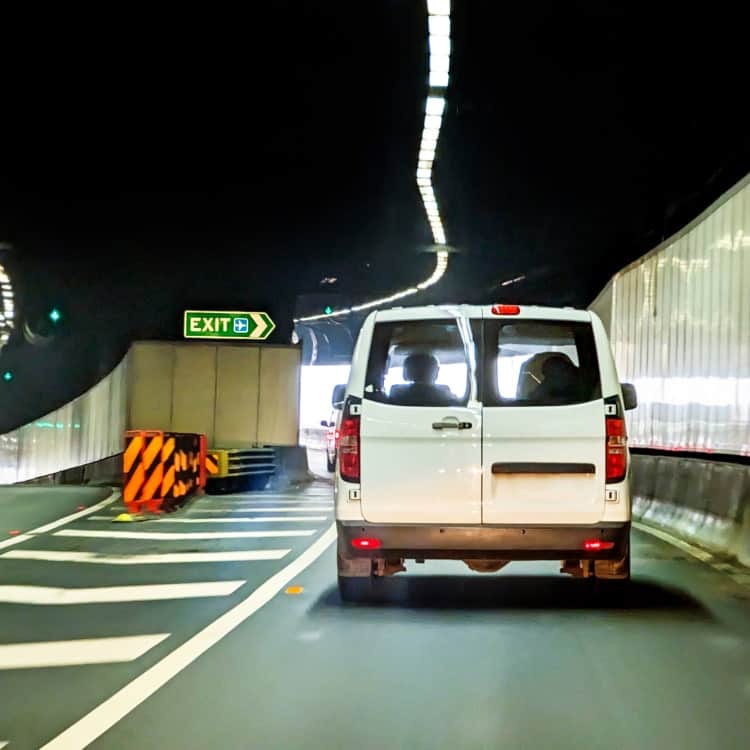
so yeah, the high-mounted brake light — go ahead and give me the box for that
[606,416,627,483]
[491,304,521,315]
[352,537,381,550]
[583,540,615,551]
[339,414,360,483]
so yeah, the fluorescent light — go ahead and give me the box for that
[417,168,432,179]
[425,96,445,116]
[429,35,451,57]
[417,177,431,187]
[429,70,449,87]
[419,149,436,161]
[428,16,450,37]
[427,0,450,15]
[418,159,433,170]
[430,53,450,73]
[424,114,442,130]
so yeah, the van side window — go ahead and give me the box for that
[483,321,601,406]
[365,321,470,407]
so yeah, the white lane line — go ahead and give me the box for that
[41,523,336,750]
[0,581,245,605]
[54,529,316,541]
[195,506,331,513]
[0,740,7,748]
[188,506,332,513]
[0,534,34,551]
[633,521,714,562]
[0,491,119,552]
[86,515,327,523]
[2,549,290,565]
[0,634,169,670]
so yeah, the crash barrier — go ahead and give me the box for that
[123,431,206,513]
[20,453,123,487]
[269,445,314,489]
[631,452,750,567]
[206,447,277,493]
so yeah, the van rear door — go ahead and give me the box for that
[481,314,606,525]
[359,314,482,524]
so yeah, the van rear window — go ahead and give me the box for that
[365,320,470,407]
[482,320,601,406]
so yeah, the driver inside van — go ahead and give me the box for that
[389,352,457,406]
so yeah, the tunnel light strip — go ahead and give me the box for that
[294,2,452,324]
[0,262,14,352]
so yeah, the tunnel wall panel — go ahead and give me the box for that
[591,173,750,456]
[0,357,128,484]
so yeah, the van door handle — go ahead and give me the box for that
[432,419,473,430]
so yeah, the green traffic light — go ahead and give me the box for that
[49,308,62,324]
[324,306,333,315]
[2,371,12,382]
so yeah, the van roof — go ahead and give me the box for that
[374,304,594,323]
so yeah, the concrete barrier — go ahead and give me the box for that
[268,446,314,490]
[631,453,750,567]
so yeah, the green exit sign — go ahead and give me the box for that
[183,310,275,341]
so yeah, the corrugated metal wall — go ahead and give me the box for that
[591,174,750,455]
[0,357,128,484]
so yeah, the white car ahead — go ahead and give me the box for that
[335,304,637,601]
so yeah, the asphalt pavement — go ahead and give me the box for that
[1,482,749,750]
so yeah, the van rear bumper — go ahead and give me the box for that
[338,521,629,561]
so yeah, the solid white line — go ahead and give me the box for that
[0,534,33,551]
[86,515,327,523]
[0,491,119,552]
[0,581,245,605]
[54,529,316,541]
[196,506,331,513]
[29,491,120,534]
[41,523,337,749]
[123,516,327,524]
[0,634,169,670]
[2,549,290,565]
[633,521,714,562]
[0,740,7,748]
[189,506,332,513]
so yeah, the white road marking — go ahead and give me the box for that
[0,491,119,552]
[41,523,337,749]
[54,529,316,541]
[194,506,331,513]
[0,634,169,670]
[2,549,290,565]
[0,740,7,748]
[0,581,245,605]
[188,506,332,513]
[86,515,327,523]
[0,534,33,551]
[633,521,714,562]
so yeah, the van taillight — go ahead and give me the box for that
[339,415,360,483]
[606,416,627,483]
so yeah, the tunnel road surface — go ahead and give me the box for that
[1,482,749,749]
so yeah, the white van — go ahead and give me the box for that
[335,304,637,601]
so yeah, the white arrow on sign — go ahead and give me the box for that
[248,312,275,340]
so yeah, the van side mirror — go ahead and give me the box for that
[621,383,638,411]
[332,384,346,409]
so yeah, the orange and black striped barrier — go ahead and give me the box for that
[123,430,207,513]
